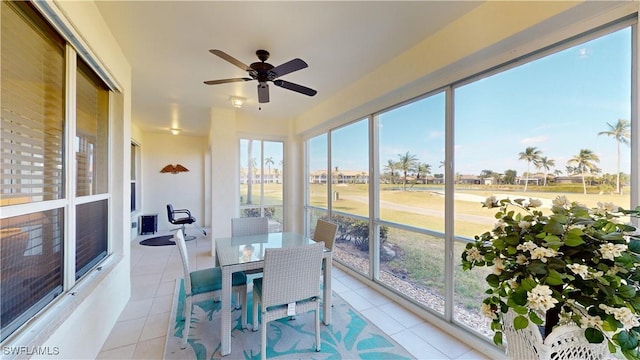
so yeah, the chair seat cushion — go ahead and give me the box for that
[191,267,247,295]
[172,217,195,225]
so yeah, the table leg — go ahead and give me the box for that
[221,267,232,356]
[323,253,332,325]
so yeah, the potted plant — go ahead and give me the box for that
[461,195,640,359]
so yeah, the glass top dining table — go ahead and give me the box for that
[214,232,333,356]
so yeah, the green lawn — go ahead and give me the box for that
[244,182,632,312]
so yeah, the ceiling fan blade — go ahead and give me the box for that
[257,82,270,103]
[273,80,317,97]
[204,77,252,85]
[209,49,251,71]
[268,58,308,79]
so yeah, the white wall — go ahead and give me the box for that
[209,108,238,243]
[141,133,208,231]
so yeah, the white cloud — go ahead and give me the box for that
[520,136,549,145]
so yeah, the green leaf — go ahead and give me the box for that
[528,262,548,275]
[493,238,506,251]
[505,234,520,246]
[520,278,537,291]
[544,235,563,248]
[564,232,585,247]
[629,239,640,254]
[529,311,543,325]
[619,285,637,299]
[545,269,564,286]
[509,292,528,307]
[585,328,605,343]
[493,332,503,346]
[543,219,564,235]
[617,330,639,350]
[513,315,529,330]
[486,274,500,288]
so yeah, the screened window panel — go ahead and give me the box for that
[1,1,65,206]
[75,200,108,279]
[76,59,109,197]
[0,209,64,341]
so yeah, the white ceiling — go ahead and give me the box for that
[94,1,481,136]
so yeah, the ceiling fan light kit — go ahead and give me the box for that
[229,96,245,108]
[205,49,317,104]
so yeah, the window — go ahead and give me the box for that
[376,93,446,314]
[239,139,284,231]
[1,1,111,341]
[452,26,632,338]
[329,119,369,275]
[304,20,635,349]
[76,59,109,197]
[130,143,139,212]
[1,1,65,206]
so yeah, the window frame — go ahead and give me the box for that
[303,14,639,351]
[0,0,115,343]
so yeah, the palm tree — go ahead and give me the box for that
[567,149,600,194]
[384,160,397,184]
[264,156,274,183]
[410,162,431,189]
[518,146,542,191]
[598,119,630,194]
[536,156,555,186]
[397,151,418,191]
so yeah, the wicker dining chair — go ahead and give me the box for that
[252,241,325,360]
[312,219,338,250]
[174,229,247,349]
[231,216,269,236]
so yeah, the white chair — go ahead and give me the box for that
[231,216,269,236]
[252,241,325,360]
[174,229,247,349]
[313,219,338,250]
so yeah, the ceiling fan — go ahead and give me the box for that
[204,49,317,104]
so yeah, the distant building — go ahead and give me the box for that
[240,167,282,184]
[309,170,369,184]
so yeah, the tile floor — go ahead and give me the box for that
[97,230,491,360]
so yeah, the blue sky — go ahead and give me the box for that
[310,28,632,177]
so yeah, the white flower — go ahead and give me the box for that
[480,303,497,319]
[599,243,627,261]
[527,284,559,312]
[507,279,519,289]
[552,195,570,208]
[465,247,483,262]
[581,314,604,329]
[586,271,604,279]
[494,220,507,232]
[516,254,529,265]
[600,305,640,330]
[598,201,620,213]
[518,220,532,230]
[567,263,589,279]
[484,196,497,208]
[528,198,543,208]
[530,247,557,263]
[517,241,537,252]
[492,258,505,275]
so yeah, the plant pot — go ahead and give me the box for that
[503,310,609,360]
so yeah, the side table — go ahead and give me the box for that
[140,214,158,235]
